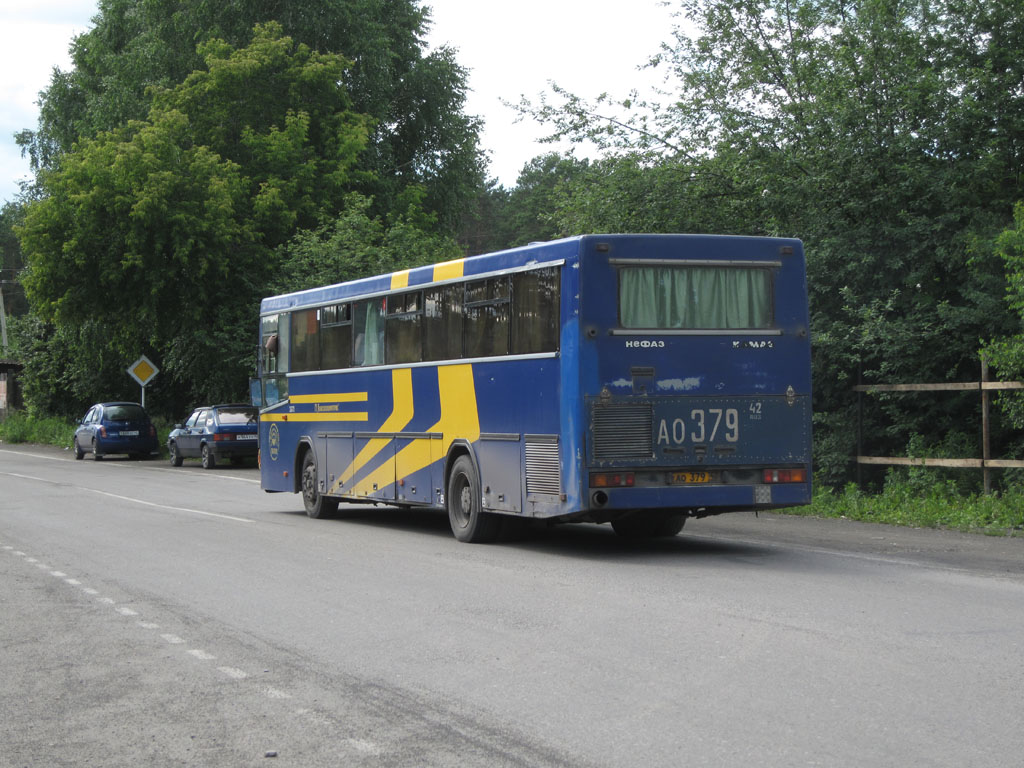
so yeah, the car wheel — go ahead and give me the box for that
[201,443,216,470]
[169,441,183,467]
[446,455,501,543]
[73,437,84,460]
[92,438,103,460]
[301,450,338,519]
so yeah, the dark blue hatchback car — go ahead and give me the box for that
[167,404,258,469]
[73,402,159,460]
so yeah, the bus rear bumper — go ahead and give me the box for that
[584,482,811,516]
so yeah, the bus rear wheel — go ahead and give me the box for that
[447,456,501,543]
[611,511,686,539]
[301,450,338,519]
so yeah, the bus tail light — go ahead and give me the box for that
[591,472,635,488]
[763,469,807,484]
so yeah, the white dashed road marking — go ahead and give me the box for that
[0,539,354,743]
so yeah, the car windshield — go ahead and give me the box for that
[217,408,257,425]
[105,405,146,421]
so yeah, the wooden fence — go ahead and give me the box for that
[854,359,1024,493]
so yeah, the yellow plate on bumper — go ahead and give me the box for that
[671,471,712,484]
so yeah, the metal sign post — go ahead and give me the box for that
[127,355,159,408]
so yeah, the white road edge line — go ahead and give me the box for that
[87,488,254,524]
[0,470,253,524]
[0,447,261,484]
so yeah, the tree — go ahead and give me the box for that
[18,0,485,233]
[17,25,371,415]
[521,0,1024,486]
[984,202,1024,428]
[1,202,29,319]
[274,191,462,295]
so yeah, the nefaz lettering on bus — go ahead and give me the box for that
[254,234,811,542]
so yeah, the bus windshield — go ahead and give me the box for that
[619,265,772,329]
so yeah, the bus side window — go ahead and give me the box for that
[386,291,423,365]
[464,277,510,358]
[353,298,385,366]
[321,303,351,370]
[261,315,280,373]
[290,308,320,372]
[424,285,463,362]
[512,267,560,354]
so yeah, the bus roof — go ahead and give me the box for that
[259,233,802,315]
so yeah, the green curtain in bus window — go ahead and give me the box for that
[354,299,385,365]
[620,267,771,329]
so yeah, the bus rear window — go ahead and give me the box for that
[619,266,772,330]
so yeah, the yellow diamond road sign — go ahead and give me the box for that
[128,355,159,387]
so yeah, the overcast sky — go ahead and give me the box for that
[0,0,676,204]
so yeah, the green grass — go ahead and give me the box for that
[0,411,76,447]
[0,410,174,459]
[782,480,1024,536]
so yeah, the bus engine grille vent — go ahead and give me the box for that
[592,403,654,461]
[525,437,561,496]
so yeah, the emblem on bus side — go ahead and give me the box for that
[268,423,280,461]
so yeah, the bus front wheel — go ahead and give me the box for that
[447,456,501,543]
[301,451,339,519]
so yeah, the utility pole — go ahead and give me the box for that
[0,280,8,355]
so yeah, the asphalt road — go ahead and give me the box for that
[2,443,1022,768]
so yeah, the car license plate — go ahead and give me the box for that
[237,434,257,440]
[671,471,712,484]
[121,431,139,436]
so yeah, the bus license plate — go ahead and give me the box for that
[671,471,711,484]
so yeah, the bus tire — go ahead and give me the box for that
[447,455,501,543]
[611,511,686,539]
[301,450,338,519]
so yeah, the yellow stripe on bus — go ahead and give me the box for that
[261,412,369,422]
[344,364,480,498]
[289,392,368,404]
[337,369,414,493]
[391,270,410,289]
[433,259,464,282]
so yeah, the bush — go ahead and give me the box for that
[782,477,1024,534]
[0,410,76,447]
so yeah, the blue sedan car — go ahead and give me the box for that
[73,402,159,460]
[167,404,259,469]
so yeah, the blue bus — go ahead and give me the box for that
[255,234,811,542]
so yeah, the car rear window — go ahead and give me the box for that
[105,405,147,421]
[217,408,257,425]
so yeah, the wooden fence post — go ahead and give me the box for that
[981,356,991,495]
